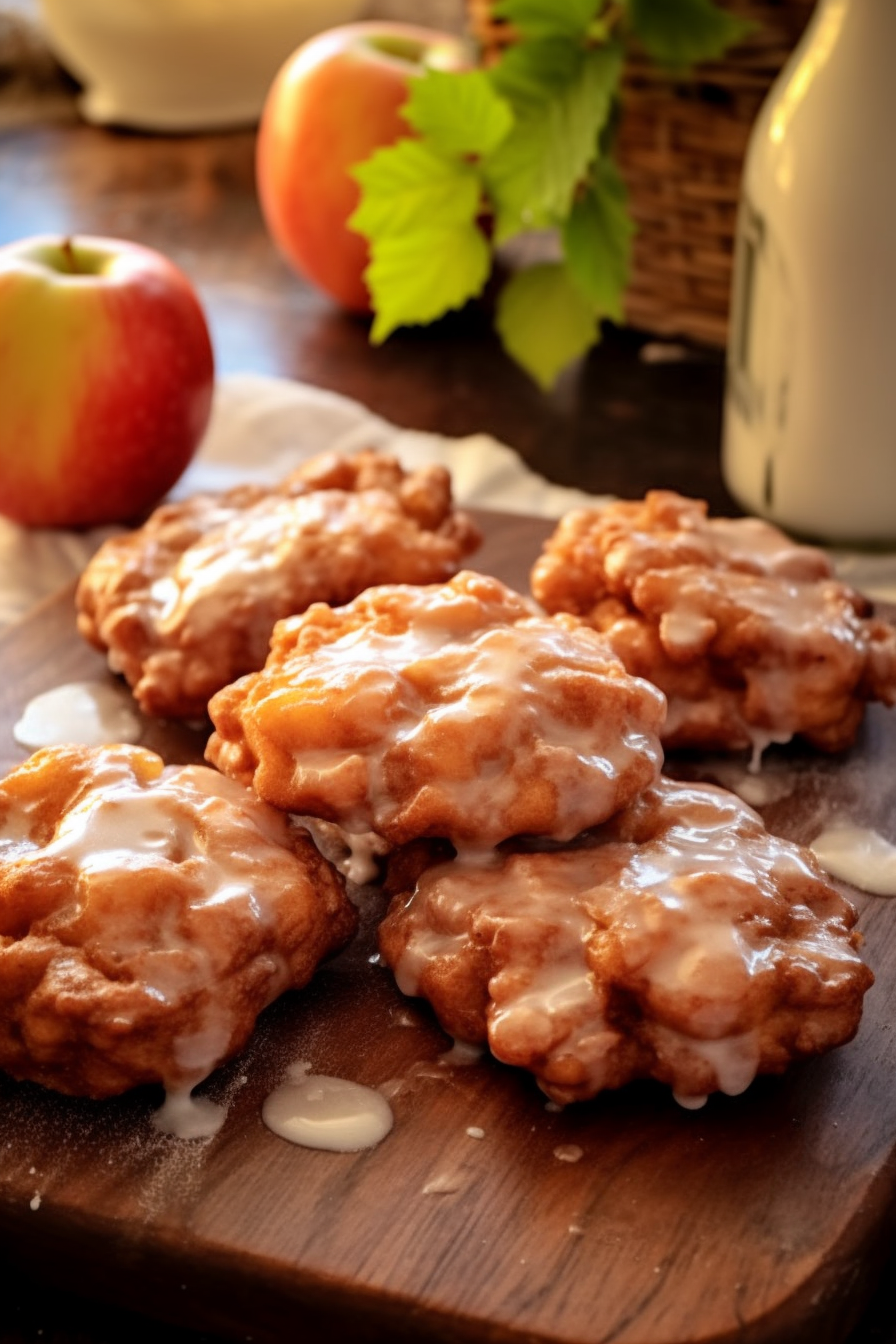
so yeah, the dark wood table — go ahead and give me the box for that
[1,101,894,1344]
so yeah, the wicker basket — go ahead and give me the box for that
[467,0,816,347]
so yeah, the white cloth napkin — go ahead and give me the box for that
[2,372,896,630]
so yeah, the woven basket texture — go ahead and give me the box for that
[467,0,816,347]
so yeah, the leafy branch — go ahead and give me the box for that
[349,0,753,389]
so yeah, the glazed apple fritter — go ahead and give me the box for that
[378,778,873,1107]
[531,491,896,756]
[76,449,482,720]
[0,744,356,1099]
[206,571,667,850]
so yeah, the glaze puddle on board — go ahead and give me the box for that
[811,824,896,897]
[13,681,141,750]
[262,1062,393,1152]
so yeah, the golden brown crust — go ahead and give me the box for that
[206,571,667,849]
[531,491,896,754]
[76,449,482,721]
[0,744,356,1099]
[378,778,873,1106]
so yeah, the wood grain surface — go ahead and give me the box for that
[1,509,895,1344]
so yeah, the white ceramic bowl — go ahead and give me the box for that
[38,0,367,131]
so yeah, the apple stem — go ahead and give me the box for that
[59,237,80,274]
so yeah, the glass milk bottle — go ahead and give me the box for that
[721,0,896,544]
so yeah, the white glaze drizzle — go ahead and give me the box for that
[248,601,663,847]
[704,515,830,579]
[656,570,835,765]
[439,1040,484,1067]
[811,824,896,897]
[341,833,387,885]
[631,508,870,759]
[158,491,399,638]
[0,752,301,1098]
[673,1091,708,1111]
[389,780,864,1105]
[293,815,388,886]
[152,1087,227,1140]
[746,728,795,774]
[13,681,141,750]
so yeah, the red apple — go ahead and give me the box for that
[0,235,214,529]
[256,22,468,314]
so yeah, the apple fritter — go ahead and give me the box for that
[531,491,896,757]
[206,571,667,849]
[378,778,873,1107]
[76,448,482,720]
[0,744,356,1099]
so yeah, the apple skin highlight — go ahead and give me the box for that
[256,22,467,314]
[0,236,214,530]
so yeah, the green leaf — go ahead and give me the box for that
[495,262,599,388]
[488,35,586,107]
[627,0,755,67]
[484,41,623,243]
[402,69,514,157]
[365,224,492,343]
[349,139,482,238]
[563,158,633,321]
[492,0,602,41]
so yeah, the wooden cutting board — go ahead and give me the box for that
[1,508,895,1344]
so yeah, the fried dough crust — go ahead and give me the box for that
[379,778,873,1105]
[76,449,481,720]
[206,571,666,848]
[531,491,896,754]
[0,744,356,1099]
